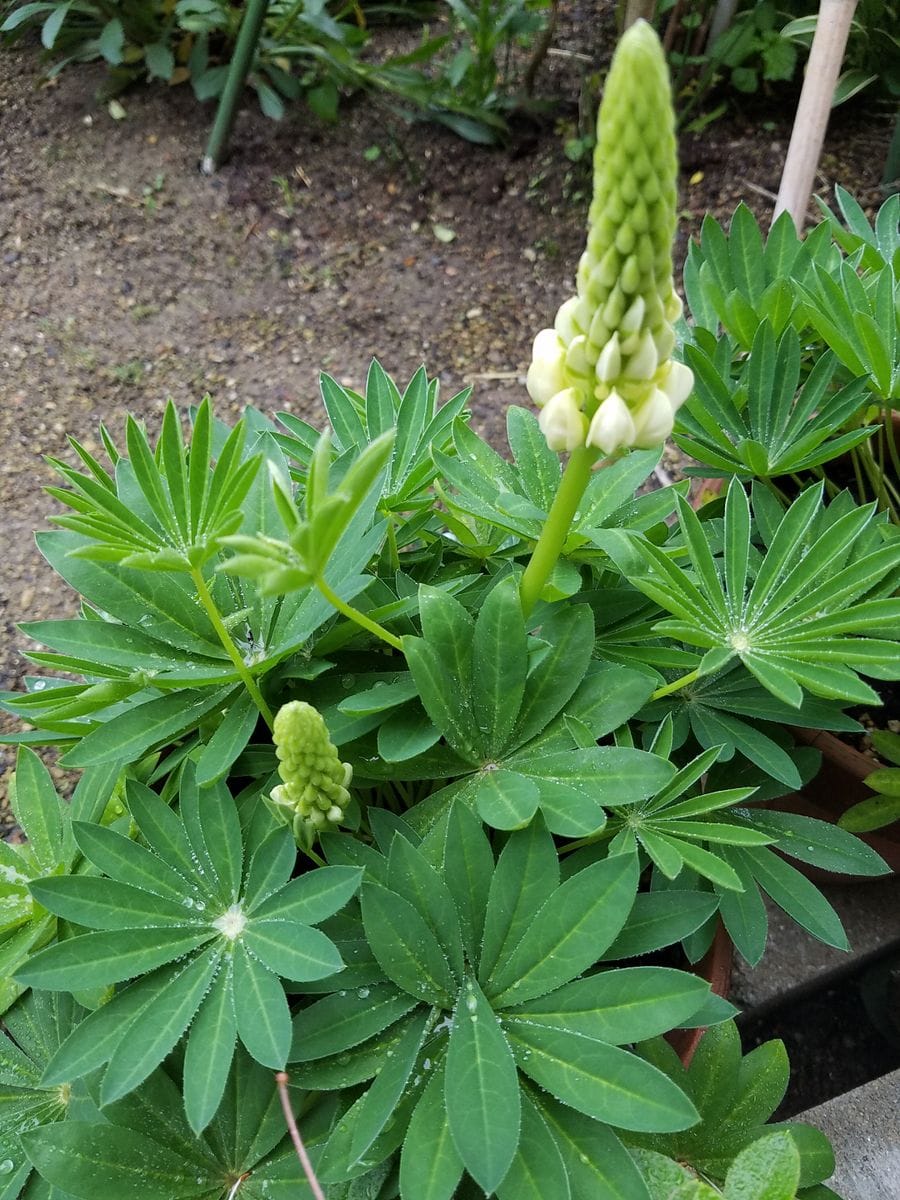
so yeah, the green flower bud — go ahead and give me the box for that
[526,20,692,453]
[266,701,352,847]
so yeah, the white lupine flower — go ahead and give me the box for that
[538,389,588,451]
[564,335,591,378]
[632,388,675,447]
[620,295,646,335]
[526,329,567,407]
[586,392,636,454]
[595,332,622,383]
[661,360,694,410]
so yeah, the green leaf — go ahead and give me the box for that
[511,605,595,750]
[399,1059,464,1200]
[445,976,520,1193]
[497,1089,570,1199]
[194,691,259,787]
[510,1023,698,1132]
[747,809,888,876]
[724,1130,800,1200]
[250,865,362,924]
[538,1094,655,1199]
[98,16,125,64]
[361,883,456,1005]
[183,961,236,1133]
[28,875,195,930]
[487,853,638,1005]
[474,769,540,830]
[602,892,720,959]
[739,847,849,949]
[232,942,292,1068]
[100,946,221,1104]
[440,801,493,964]
[10,748,64,870]
[504,967,710,1044]
[290,984,415,1062]
[348,1007,429,1164]
[22,1122,215,1199]
[144,41,175,80]
[472,575,528,756]
[387,837,464,981]
[479,819,558,984]
[40,1,71,49]
[62,688,233,767]
[244,920,343,982]
[17,929,212,991]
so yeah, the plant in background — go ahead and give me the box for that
[1,17,897,1199]
[678,192,900,521]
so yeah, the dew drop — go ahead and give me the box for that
[32,680,46,691]
[0,1161,13,1175]
[357,986,370,999]
[183,897,195,909]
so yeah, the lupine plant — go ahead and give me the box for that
[1,19,897,1199]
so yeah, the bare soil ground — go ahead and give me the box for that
[0,6,894,805]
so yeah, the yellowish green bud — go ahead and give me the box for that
[266,701,352,847]
[526,20,692,453]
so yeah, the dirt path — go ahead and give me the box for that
[0,18,893,795]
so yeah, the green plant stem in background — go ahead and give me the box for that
[315,577,404,652]
[519,445,599,618]
[202,0,270,172]
[884,405,900,500]
[190,568,275,729]
[651,666,701,701]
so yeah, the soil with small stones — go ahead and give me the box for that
[0,6,894,821]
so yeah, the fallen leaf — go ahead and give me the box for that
[108,100,127,121]
[432,224,456,243]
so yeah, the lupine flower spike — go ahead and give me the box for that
[526,20,692,454]
[268,701,352,848]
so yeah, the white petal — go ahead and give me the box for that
[595,332,622,383]
[538,389,587,451]
[565,335,591,378]
[554,296,581,344]
[586,392,637,455]
[623,330,659,380]
[661,360,694,410]
[632,389,674,447]
[526,329,567,407]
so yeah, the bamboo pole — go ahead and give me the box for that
[773,0,858,228]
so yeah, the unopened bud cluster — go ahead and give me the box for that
[526,21,693,455]
[268,701,352,847]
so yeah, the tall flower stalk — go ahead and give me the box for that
[520,19,693,617]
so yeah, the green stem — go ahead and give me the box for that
[201,0,270,173]
[849,445,869,507]
[316,577,404,652]
[520,446,599,619]
[651,667,700,701]
[191,569,275,730]
[883,406,900,497]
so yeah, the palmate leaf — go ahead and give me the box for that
[0,753,120,1015]
[676,322,874,478]
[298,822,708,1194]
[0,991,82,1197]
[20,1047,326,1200]
[46,398,262,573]
[400,586,666,834]
[597,480,900,709]
[622,1023,835,1190]
[603,747,771,889]
[18,778,360,1127]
